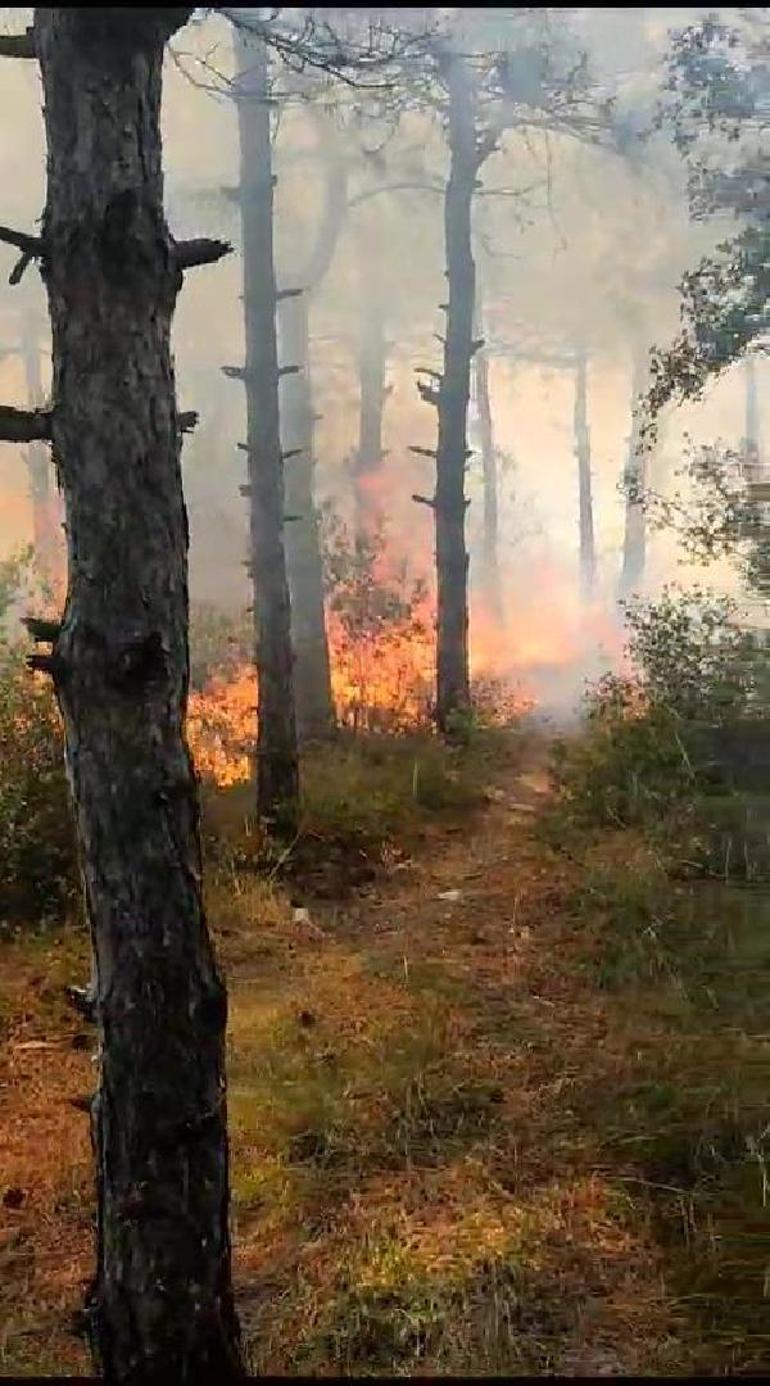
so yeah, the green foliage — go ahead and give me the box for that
[549,587,754,833]
[0,547,77,925]
[0,647,77,925]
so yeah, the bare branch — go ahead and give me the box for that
[221,366,247,381]
[277,365,300,378]
[0,405,51,442]
[276,286,305,301]
[412,492,436,509]
[22,616,61,642]
[0,28,35,59]
[410,445,437,458]
[175,237,232,269]
[178,410,198,433]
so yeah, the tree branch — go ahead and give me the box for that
[22,616,61,643]
[175,237,232,269]
[412,492,436,509]
[178,410,198,433]
[0,405,51,442]
[0,28,35,59]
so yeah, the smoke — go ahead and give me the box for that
[0,6,760,726]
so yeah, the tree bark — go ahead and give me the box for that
[472,290,502,623]
[234,26,299,830]
[573,343,596,602]
[32,10,242,1380]
[434,49,476,734]
[619,345,648,599]
[274,118,347,741]
[278,291,334,740]
[20,325,65,599]
[352,281,388,533]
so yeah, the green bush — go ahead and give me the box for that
[550,588,754,833]
[0,648,77,925]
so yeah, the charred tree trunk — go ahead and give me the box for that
[573,343,596,602]
[432,50,476,733]
[473,292,502,623]
[278,291,334,740]
[234,27,299,830]
[619,346,649,599]
[29,10,242,1380]
[352,286,388,532]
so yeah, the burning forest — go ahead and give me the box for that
[0,6,769,1382]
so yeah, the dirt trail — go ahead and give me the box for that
[0,733,708,1374]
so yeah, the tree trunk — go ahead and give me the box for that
[745,352,761,471]
[352,284,388,533]
[234,27,299,830]
[20,327,63,598]
[472,291,502,623]
[33,10,242,1380]
[619,346,648,599]
[278,291,334,740]
[434,49,475,734]
[573,343,596,602]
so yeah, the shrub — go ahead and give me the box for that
[550,587,755,833]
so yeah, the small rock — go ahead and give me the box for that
[437,889,462,902]
[2,1186,24,1209]
[298,1009,316,1028]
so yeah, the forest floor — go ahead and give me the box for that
[1,725,768,1375]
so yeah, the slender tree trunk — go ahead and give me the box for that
[619,346,649,599]
[20,328,61,595]
[574,343,596,602]
[352,286,388,532]
[33,11,242,1380]
[234,27,299,830]
[473,292,502,622]
[433,50,476,733]
[278,291,334,739]
[745,353,761,471]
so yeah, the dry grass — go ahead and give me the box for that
[0,729,767,1374]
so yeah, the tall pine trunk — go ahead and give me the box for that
[574,343,596,602]
[433,49,475,733]
[352,287,387,532]
[21,327,62,597]
[473,292,502,622]
[619,346,649,599]
[745,352,761,470]
[31,11,242,1379]
[234,27,299,829]
[278,291,334,740]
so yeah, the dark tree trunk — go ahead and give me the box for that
[472,292,502,622]
[573,343,596,602]
[619,346,648,599]
[32,10,242,1381]
[20,327,62,595]
[433,50,476,733]
[274,120,347,741]
[278,291,334,740]
[352,287,388,532]
[234,27,299,830]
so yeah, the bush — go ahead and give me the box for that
[550,587,754,833]
[0,648,77,925]
[0,548,77,925]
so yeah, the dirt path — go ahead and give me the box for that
[0,732,735,1374]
